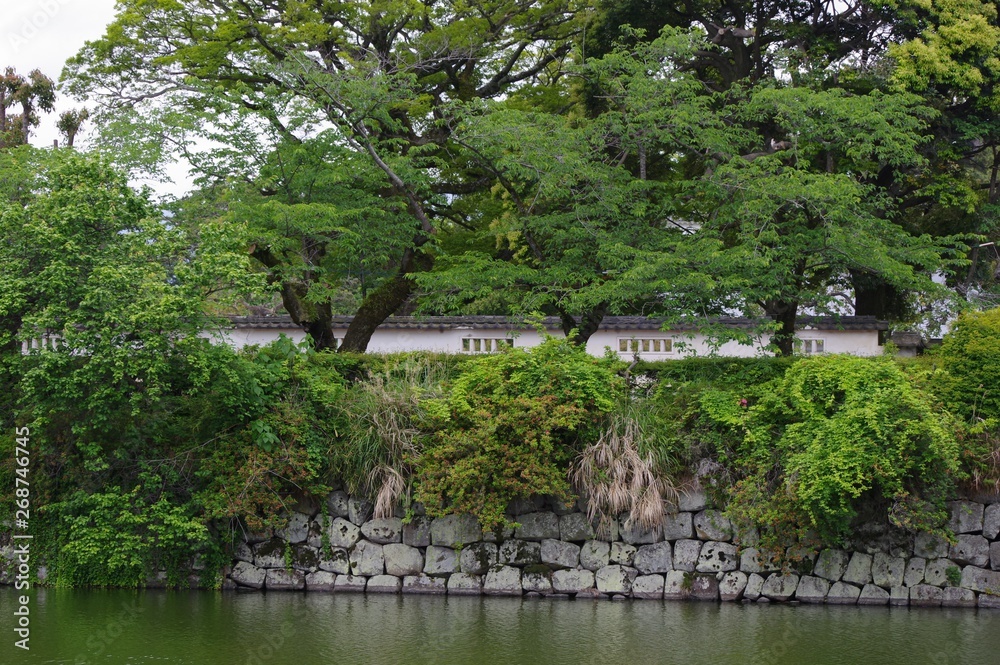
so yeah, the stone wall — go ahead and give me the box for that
[224,489,1000,609]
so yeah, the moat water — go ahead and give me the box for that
[1,588,997,664]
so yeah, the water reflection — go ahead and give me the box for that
[1,588,997,664]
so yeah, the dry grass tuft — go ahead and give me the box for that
[571,411,677,533]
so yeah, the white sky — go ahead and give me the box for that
[0,0,193,197]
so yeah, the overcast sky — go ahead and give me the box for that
[1,0,192,197]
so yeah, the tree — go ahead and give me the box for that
[64,0,588,351]
[0,147,258,464]
[417,30,736,343]
[0,68,56,148]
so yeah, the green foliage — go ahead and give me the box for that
[39,482,215,588]
[706,355,960,545]
[938,307,1000,421]
[332,356,450,517]
[415,337,623,529]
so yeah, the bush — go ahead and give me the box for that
[704,355,960,545]
[938,308,1000,422]
[39,481,217,588]
[415,337,623,529]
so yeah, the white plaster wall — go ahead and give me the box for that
[200,324,882,358]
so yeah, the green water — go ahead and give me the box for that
[1,588,997,664]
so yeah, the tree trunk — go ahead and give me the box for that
[557,304,608,347]
[763,300,797,357]
[338,246,432,353]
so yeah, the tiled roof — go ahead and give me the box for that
[227,315,888,332]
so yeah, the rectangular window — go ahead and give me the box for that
[462,337,513,354]
[617,337,673,356]
[802,339,825,355]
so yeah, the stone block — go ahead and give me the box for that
[950,534,989,568]
[795,576,830,603]
[402,515,432,548]
[909,584,943,607]
[234,541,254,563]
[761,573,799,602]
[335,574,367,593]
[842,552,873,586]
[634,542,673,574]
[552,569,596,594]
[252,539,286,569]
[276,512,311,544]
[515,512,561,541]
[871,553,905,589]
[349,540,384,576]
[431,514,482,548]
[580,540,610,571]
[522,569,553,594]
[328,518,361,550]
[318,548,350,575]
[383,543,424,577]
[992,542,1000,571]
[948,500,985,534]
[499,539,541,566]
[744,573,765,601]
[366,575,402,593]
[914,532,949,559]
[858,584,889,606]
[484,565,523,595]
[231,562,265,589]
[814,549,849,582]
[984,504,1000,540]
[596,565,635,595]
[696,541,738,573]
[620,521,662,545]
[739,547,779,575]
[890,586,909,606]
[460,542,498,575]
[610,542,637,566]
[662,512,694,540]
[678,486,708,512]
[348,497,374,525]
[690,575,719,601]
[559,513,595,542]
[904,557,926,587]
[448,573,483,595]
[663,570,692,600]
[694,510,732,541]
[361,518,403,544]
[673,540,702,572]
[633,574,665,599]
[304,571,336,591]
[719,571,748,602]
[402,574,446,595]
[325,490,349,518]
[942,586,976,607]
[508,496,546,515]
[541,539,580,569]
[827,581,861,605]
[924,558,958,587]
[290,544,319,572]
[424,545,459,576]
[960,565,1000,595]
[979,593,1000,609]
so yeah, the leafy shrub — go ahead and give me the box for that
[705,355,960,545]
[415,337,623,529]
[39,482,216,588]
[938,307,1000,422]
